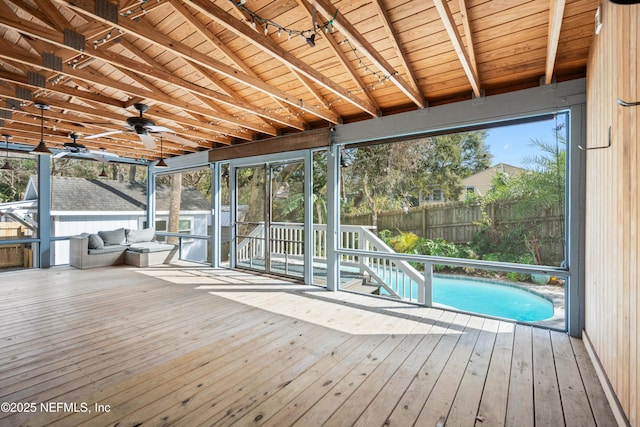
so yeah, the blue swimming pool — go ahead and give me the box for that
[432,276,554,321]
[381,275,554,322]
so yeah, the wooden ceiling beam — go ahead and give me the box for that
[145,6,298,131]
[458,0,478,77]
[0,20,276,137]
[309,0,425,108]
[0,85,221,149]
[222,0,334,123]
[295,0,372,116]
[8,0,60,31]
[545,0,566,85]
[118,37,264,139]
[0,41,252,141]
[184,0,369,118]
[432,0,481,98]
[372,0,423,99]
[54,0,339,124]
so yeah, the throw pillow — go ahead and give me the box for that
[98,228,126,245]
[126,227,156,243]
[87,233,104,250]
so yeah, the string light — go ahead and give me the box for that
[121,1,148,17]
[92,29,124,48]
[230,0,338,45]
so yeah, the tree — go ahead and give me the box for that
[167,172,182,245]
[341,131,491,224]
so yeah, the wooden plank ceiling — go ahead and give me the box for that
[0,0,597,162]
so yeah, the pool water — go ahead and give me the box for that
[432,276,554,322]
[381,275,554,322]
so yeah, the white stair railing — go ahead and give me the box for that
[237,222,427,304]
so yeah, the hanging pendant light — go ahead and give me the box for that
[98,165,108,178]
[155,136,168,168]
[1,134,13,171]
[31,103,52,155]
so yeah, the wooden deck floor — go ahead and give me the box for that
[0,266,616,427]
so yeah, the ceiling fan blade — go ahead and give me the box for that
[85,130,126,140]
[53,151,70,158]
[138,133,157,149]
[156,132,199,148]
[147,125,173,133]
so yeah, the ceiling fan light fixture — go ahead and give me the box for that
[31,103,52,155]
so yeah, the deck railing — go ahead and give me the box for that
[236,222,426,303]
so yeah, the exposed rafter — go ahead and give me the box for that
[296,0,379,116]
[183,0,372,118]
[170,1,306,130]
[309,0,425,108]
[0,15,288,134]
[458,0,478,76]
[432,0,481,98]
[54,0,340,124]
[0,40,251,141]
[545,0,566,85]
[371,0,422,98]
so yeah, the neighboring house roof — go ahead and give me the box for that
[24,176,210,212]
[460,163,527,199]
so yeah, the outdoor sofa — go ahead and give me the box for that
[69,227,178,269]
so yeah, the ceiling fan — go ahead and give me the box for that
[84,103,198,150]
[53,133,120,162]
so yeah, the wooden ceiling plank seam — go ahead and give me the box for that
[183,0,372,118]
[371,0,423,99]
[308,0,424,108]
[545,0,566,85]
[458,0,479,76]
[432,0,482,98]
[54,0,339,125]
[0,17,280,136]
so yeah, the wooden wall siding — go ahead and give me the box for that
[585,2,639,425]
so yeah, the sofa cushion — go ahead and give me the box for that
[88,244,128,255]
[99,228,126,245]
[128,242,175,253]
[126,227,155,243]
[87,233,104,250]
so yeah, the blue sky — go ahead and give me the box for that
[484,114,566,169]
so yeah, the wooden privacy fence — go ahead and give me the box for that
[343,200,565,262]
[0,223,33,269]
